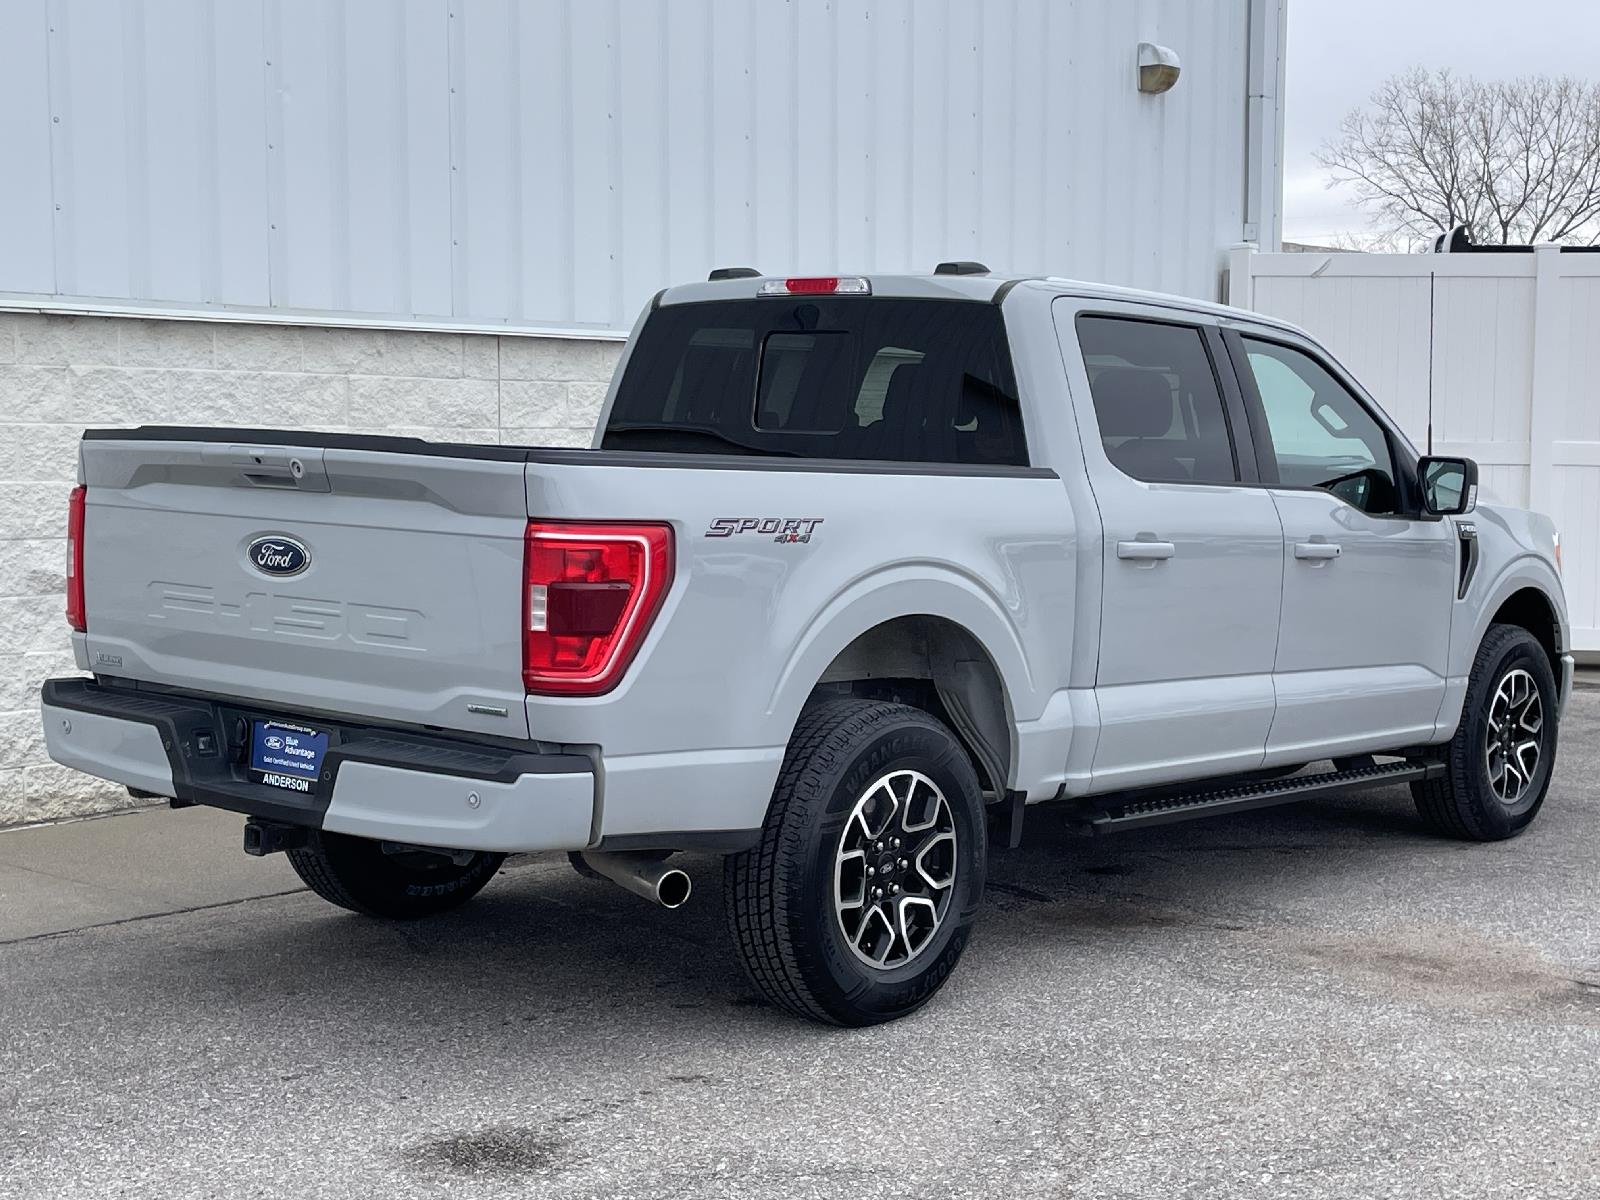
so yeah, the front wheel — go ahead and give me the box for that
[287,831,505,918]
[724,698,987,1026]
[1412,624,1559,841]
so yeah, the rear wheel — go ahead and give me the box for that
[287,831,505,918]
[724,698,987,1026]
[1412,624,1559,841]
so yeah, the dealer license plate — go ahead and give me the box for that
[250,721,329,793]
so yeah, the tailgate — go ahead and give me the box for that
[78,433,532,740]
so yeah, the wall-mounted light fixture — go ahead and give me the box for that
[1137,43,1181,94]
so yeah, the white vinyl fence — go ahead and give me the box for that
[1227,245,1600,654]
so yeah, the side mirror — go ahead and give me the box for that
[1419,455,1478,516]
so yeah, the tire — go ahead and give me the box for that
[286,831,505,919]
[1412,624,1560,841]
[724,698,988,1026]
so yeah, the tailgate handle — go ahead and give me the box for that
[244,468,298,487]
[201,445,331,492]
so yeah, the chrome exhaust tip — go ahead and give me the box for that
[652,867,692,909]
[577,851,693,909]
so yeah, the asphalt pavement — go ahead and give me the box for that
[2,686,1598,1199]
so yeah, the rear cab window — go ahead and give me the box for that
[603,298,1028,466]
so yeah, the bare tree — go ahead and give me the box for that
[1318,69,1600,246]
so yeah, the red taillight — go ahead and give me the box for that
[522,521,673,695]
[66,485,86,632]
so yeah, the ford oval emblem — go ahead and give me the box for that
[247,535,311,578]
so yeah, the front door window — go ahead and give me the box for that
[1240,339,1399,515]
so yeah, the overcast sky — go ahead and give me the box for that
[1284,0,1600,243]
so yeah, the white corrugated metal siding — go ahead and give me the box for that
[1,0,1269,331]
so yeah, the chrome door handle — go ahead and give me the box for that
[1294,541,1341,560]
[1117,540,1176,561]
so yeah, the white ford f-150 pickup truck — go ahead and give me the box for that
[43,266,1572,1026]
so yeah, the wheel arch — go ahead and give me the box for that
[1488,585,1563,681]
[1467,552,1567,682]
[809,615,1016,796]
[766,571,1035,796]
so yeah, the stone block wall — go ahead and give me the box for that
[0,311,623,825]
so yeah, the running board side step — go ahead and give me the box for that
[1074,759,1446,835]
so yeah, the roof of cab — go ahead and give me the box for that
[654,271,1308,338]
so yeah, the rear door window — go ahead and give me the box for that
[603,298,1027,466]
[1075,316,1239,485]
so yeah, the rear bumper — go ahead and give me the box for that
[40,678,595,854]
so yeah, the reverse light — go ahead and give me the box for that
[66,485,86,632]
[523,521,673,695]
[757,276,871,297]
